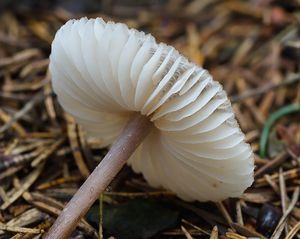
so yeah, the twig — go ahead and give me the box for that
[255,152,289,178]
[22,192,98,238]
[65,113,90,178]
[264,174,280,195]
[99,194,104,239]
[31,137,65,167]
[0,49,41,67]
[256,168,300,187]
[226,231,247,239]
[271,187,300,239]
[182,219,210,236]
[0,164,44,210]
[246,24,298,64]
[231,223,268,239]
[216,201,234,227]
[0,223,43,234]
[231,73,300,103]
[0,91,45,134]
[181,225,194,239]
[0,109,26,136]
[284,221,300,239]
[37,176,82,190]
[210,226,218,239]
[279,168,290,235]
[235,200,244,226]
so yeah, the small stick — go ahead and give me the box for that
[0,223,43,234]
[216,201,233,226]
[271,187,300,239]
[254,152,289,178]
[285,221,300,239]
[45,114,152,239]
[235,200,244,226]
[230,73,300,103]
[99,193,104,239]
[0,91,45,134]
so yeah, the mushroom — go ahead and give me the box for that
[46,17,254,238]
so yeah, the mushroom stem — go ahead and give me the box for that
[45,114,152,239]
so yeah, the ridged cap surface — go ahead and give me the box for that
[50,18,254,202]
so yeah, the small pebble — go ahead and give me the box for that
[256,204,282,237]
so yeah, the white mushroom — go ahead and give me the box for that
[47,17,254,238]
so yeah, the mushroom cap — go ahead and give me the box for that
[50,17,254,202]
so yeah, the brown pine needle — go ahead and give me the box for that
[0,223,43,234]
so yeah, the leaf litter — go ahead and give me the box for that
[0,0,300,238]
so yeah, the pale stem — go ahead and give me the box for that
[44,114,152,239]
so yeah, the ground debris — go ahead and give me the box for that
[0,1,300,238]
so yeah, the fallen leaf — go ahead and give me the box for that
[87,199,179,239]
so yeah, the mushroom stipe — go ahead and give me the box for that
[46,17,254,238]
[45,114,151,238]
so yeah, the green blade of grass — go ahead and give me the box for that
[259,104,300,158]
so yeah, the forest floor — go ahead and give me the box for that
[0,0,300,238]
